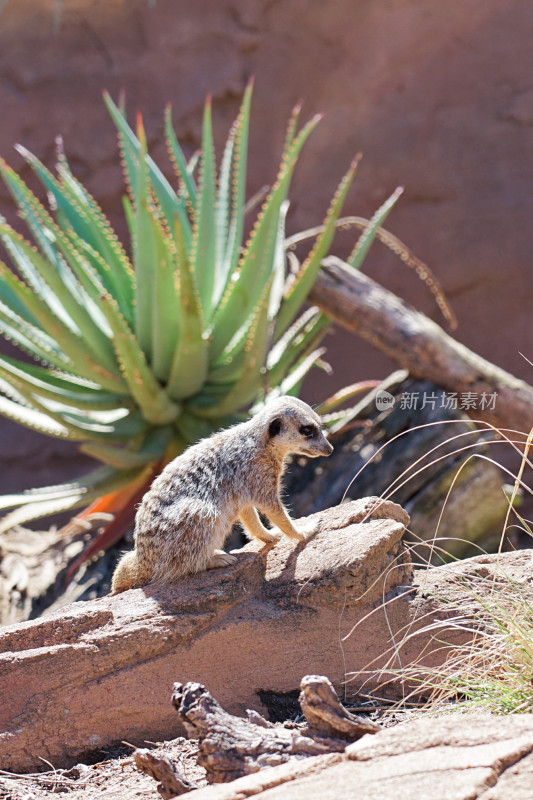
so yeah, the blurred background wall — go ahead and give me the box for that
[0,0,531,497]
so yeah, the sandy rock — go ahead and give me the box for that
[0,499,412,772]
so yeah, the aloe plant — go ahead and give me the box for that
[0,84,405,566]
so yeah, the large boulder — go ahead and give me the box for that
[1,499,417,772]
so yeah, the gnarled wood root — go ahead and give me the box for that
[162,675,379,785]
[134,748,198,798]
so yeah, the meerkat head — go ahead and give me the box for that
[260,395,334,459]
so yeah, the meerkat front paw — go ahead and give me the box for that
[207,550,238,570]
[278,527,308,542]
[295,522,320,540]
[255,528,282,543]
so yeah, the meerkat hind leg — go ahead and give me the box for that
[239,506,281,543]
[206,549,238,570]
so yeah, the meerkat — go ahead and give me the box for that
[110,395,333,593]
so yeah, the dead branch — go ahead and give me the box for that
[310,257,533,433]
[299,675,379,740]
[171,676,379,784]
[134,749,198,798]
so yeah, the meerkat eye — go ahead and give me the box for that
[299,424,316,437]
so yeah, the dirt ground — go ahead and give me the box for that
[0,737,205,800]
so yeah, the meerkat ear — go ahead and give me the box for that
[268,417,282,438]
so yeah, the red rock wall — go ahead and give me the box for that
[0,0,531,497]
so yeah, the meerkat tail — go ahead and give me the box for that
[110,550,149,594]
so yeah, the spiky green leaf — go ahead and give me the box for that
[209,113,321,361]
[278,347,327,398]
[274,155,360,339]
[149,212,182,382]
[0,353,128,411]
[165,219,208,400]
[0,465,143,532]
[195,281,272,418]
[0,262,124,392]
[165,104,197,208]
[213,82,253,308]
[0,221,117,372]
[0,391,72,438]
[81,425,173,469]
[130,114,155,360]
[14,145,135,315]
[191,98,217,318]
[103,91,192,250]
[347,186,404,268]
[267,307,330,389]
[99,291,180,424]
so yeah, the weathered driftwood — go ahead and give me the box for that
[166,675,379,785]
[310,257,533,433]
[172,682,339,784]
[298,675,379,740]
[134,748,197,798]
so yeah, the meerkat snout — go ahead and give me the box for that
[304,427,334,458]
